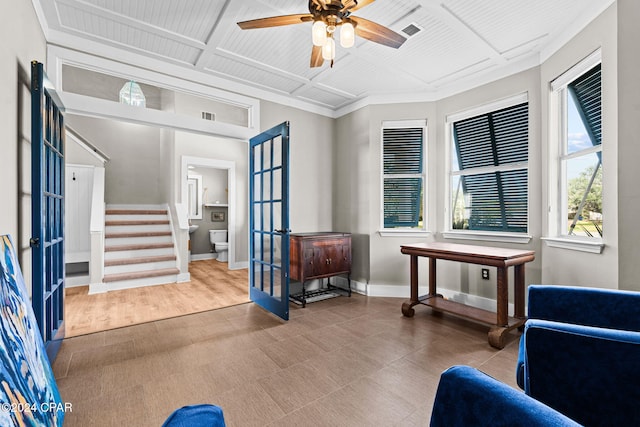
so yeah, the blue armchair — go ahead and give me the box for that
[430,365,579,427]
[516,285,640,426]
[162,404,226,427]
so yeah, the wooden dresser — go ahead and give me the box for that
[289,232,351,307]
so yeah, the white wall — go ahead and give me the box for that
[65,165,93,263]
[0,0,47,293]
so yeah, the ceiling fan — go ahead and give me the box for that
[237,0,407,68]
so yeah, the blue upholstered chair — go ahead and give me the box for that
[516,285,640,426]
[430,365,579,426]
[162,404,226,427]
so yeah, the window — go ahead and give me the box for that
[381,120,427,232]
[551,52,602,243]
[448,96,529,235]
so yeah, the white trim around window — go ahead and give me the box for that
[444,93,530,242]
[545,49,603,253]
[379,119,428,236]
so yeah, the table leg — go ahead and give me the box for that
[514,264,525,319]
[402,255,420,317]
[429,257,437,296]
[496,266,508,327]
[487,266,512,349]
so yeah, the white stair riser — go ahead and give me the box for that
[106,224,171,233]
[105,235,173,246]
[105,260,177,275]
[105,214,169,222]
[105,274,178,291]
[105,247,174,259]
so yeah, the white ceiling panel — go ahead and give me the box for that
[354,12,489,84]
[76,0,223,42]
[56,2,202,64]
[352,0,422,29]
[205,55,306,95]
[444,0,596,54]
[37,0,615,113]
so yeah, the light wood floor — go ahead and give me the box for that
[65,259,249,337]
[53,294,522,427]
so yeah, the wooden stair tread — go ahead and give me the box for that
[103,268,179,283]
[106,231,172,239]
[105,242,174,252]
[106,209,167,215]
[105,220,170,226]
[105,255,177,267]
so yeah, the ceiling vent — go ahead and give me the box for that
[201,111,216,121]
[401,23,422,38]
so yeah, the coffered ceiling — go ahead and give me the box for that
[33,0,614,114]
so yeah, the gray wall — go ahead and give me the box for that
[540,3,618,288]
[617,0,640,291]
[0,0,47,293]
[261,100,335,234]
[66,115,164,205]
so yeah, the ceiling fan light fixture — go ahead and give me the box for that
[340,21,355,48]
[322,36,336,60]
[312,20,327,46]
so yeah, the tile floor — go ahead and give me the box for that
[53,293,522,426]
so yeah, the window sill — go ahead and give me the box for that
[541,237,604,254]
[441,230,532,244]
[378,230,432,238]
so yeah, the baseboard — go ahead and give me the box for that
[366,283,510,314]
[177,273,190,282]
[190,253,216,261]
[231,261,248,270]
[88,282,108,294]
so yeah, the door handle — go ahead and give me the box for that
[274,228,291,234]
[30,237,40,248]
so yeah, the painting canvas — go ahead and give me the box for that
[0,235,64,426]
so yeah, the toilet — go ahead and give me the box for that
[209,230,229,262]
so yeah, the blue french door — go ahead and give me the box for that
[31,61,65,361]
[249,122,290,320]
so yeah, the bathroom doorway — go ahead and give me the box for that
[183,156,237,269]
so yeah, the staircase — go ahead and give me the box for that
[103,205,179,291]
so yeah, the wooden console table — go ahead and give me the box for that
[400,242,535,349]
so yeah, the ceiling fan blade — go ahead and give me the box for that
[343,0,375,12]
[237,14,313,30]
[310,0,327,11]
[310,44,324,67]
[351,16,406,48]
